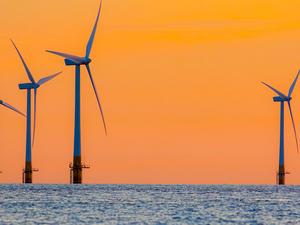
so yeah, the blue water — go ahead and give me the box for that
[0,185,299,224]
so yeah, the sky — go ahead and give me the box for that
[1,0,300,184]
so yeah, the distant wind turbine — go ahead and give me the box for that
[11,40,61,184]
[46,0,107,184]
[262,71,300,185]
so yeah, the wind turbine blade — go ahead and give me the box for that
[38,71,62,86]
[46,50,83,64]
[288,70,300,97]
[85,64,107,135]
[261,82,287,98]
[288,101,299,153]
[85,0,102,58]
[32,89,37,147]
[11,39,36,84]
[1,101,25,117]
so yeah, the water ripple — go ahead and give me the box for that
[0,185,299,224]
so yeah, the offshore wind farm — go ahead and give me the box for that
[4,0,300,185]
[2,0,300,224]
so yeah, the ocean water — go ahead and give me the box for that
[0,185,299,224]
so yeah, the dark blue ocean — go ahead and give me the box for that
[0,185,299,224]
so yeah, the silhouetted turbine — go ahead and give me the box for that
[11,39,61,183]
[262,71,300,185]
[46,0,107,184]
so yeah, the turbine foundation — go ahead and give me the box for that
[69,156,90,184]
[277,165,285,185]
[23,161,32,183]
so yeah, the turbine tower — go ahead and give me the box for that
[11,40,61,184]
[46,0,107,184]
[0,100,25,174]
[262,71,299,185]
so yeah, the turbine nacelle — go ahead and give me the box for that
[273,96,291,102]
[19,83,40,90]
[64,57,91,66]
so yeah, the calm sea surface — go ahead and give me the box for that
[0,185,299,224]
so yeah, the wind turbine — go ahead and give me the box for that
[262,71,299,185]
[46,0,107,184]
[11,40,61,184]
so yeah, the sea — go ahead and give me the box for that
[0,185,299,224]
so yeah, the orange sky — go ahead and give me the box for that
[1,0,300,184]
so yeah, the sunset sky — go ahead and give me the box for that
[1,0,300,184]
